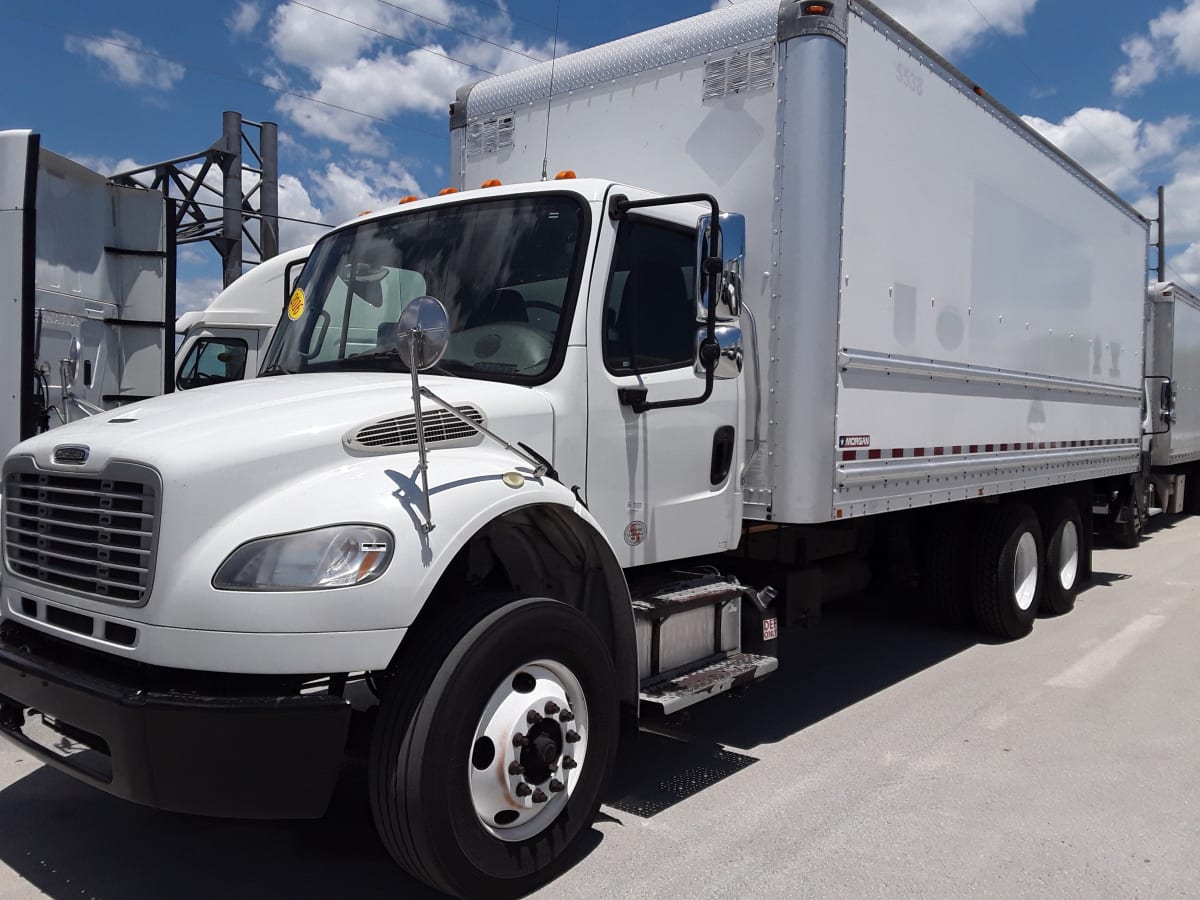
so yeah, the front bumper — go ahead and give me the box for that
[0,622,351,819]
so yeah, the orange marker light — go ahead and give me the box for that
[399,195,420,204]
[357,210,373,217]
[554,170,577,180]
[803,2,831,15]
[481,179,502,188]
[438,187,459,196]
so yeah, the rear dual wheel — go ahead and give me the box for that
[970,504,1043,640]
[369,598,619,899]
[1040,497,1083,616]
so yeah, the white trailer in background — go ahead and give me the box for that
[0,130,174,460]
[0,3,1168,898]
[174,244,311,390]
[1144,281,1200,515]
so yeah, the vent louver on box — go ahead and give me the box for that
[703,43,775,100]
[346,406,486,453]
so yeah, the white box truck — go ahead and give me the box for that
[0,130,175,461]
[0,2,1161,897]
[1144,281,1200,516]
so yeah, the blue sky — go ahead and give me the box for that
[2,0,1199,310]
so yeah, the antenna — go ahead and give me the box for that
[540,0,561,181]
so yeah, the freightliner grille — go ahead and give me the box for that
[3,460,160,606]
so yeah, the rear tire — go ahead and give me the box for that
[1186,466,1200,516]
[970,504,1042,640]
[369,598,619,899]
[920,507,973,626]
[1040,497,1082,616]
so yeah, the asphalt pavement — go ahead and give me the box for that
[1,515,1197,899]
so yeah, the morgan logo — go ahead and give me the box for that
[838,435,871,449]
[624,520,648,547]
[52,445,90,465]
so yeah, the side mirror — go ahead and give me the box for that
[395,295,451,371]
[695,212,746,321]
[695,324,743,380]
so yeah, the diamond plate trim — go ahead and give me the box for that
[465,0,781,120]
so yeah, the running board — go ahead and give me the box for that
[639,652,778,716]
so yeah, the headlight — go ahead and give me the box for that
[213,525,393,591]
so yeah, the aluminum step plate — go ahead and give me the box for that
[639,652,778,716]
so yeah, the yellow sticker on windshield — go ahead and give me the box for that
[287,288,305,320]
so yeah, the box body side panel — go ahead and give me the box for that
[831,9,1147,518]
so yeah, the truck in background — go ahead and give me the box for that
[0,130,174,460]
[1144,281,1200,518]
[174,244,311,391]
[0,2,1190,898]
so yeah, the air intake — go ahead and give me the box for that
[345,406,486,453]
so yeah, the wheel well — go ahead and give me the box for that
[389,504,638,713]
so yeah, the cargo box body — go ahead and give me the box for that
[1146,282,1200,468]
[453,0,1147,526]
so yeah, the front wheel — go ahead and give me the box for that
[369,598,619,899]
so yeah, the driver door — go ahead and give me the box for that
[584,187,742,566]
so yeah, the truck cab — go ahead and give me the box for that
[0,177,762,899]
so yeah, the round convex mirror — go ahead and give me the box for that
[395,296,450,372]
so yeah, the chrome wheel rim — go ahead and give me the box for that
[1013,531,1039,612]
[1058,521,1079,591]
[468,659,589,843]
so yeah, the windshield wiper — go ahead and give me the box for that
[260,363,293,376]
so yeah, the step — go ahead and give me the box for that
[639,652,778,716]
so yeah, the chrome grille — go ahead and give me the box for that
[3,462,159,606]
[347,406,485,452]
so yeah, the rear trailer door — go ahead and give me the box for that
[0,136,173,456]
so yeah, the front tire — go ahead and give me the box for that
[970,504,1043,640]
[369,598,619,899]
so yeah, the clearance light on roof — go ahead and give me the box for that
[438,187,459,196]
[399,195,420,204]
[481,179,502,188]
[357,210,373,217]
[554,170,577,180]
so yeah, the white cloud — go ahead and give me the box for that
[176,277,224,315]
[65,30,185,90]
[873,0,1038,57]
[1021,108,1192,193]
[228,1,263,36]
[261,0,560,153]
[1113,0,1200,96]
[1170,243,1200,292]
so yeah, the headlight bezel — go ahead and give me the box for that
[212,523,395,592]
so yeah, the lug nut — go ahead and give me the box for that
[544,700,560,716]
[531,789,548,804]
[527,710,542,725]
[548,779,565,794]
[562,756,577,770]
[515,782,532,798]
[559,710,575,722]
[508,761,525,777]
[565,729,581,744]
[513,733,529,748]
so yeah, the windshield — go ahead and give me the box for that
[263,194,589,383]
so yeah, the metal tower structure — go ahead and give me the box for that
[112,111,279,287]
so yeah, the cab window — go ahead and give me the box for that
[603,220,696,375]
[177,337,248,390]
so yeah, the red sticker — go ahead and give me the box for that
[762,617,778,641]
